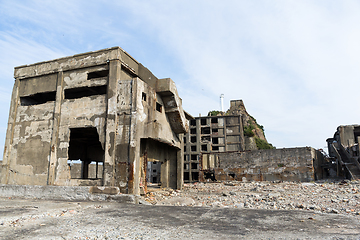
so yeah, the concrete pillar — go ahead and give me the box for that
[47,71,64,185]
[103,60,121,187]
[177,133,184,190]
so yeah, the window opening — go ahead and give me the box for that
[191,172,199,181]
[190,136,197,143]
[190,128,196,134]
[191,145,196,152]
[212,138,219,144]
[201,136,211,143]
[87,70,109,80]
[184,146,187,152]
[184,163,189,170]
[191,154,198,161]
[68,127,104,179]
[20,91,56,106]
[190,119,196,126]
[184,172,190,181]
[212,146,219,151]
[211,118,218,123]
[201,145,208,151]
[156,102,162,112]
[201,118,207,125]
[212,128,219,133]
[65,85,107,99]
[201,127,210,134]
[142,92,147,101]
[191,163,198,169]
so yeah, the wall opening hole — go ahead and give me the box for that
[228,173,236,178]
[190,120,196,126]
[87,70,109,80]
[184,172,190,181]
[156,102,162,112]
[191,145,196,152]
[184,146,187,152]
[20,91,56,106]
[201,119,207,125]
[204,171,216,181]
[201,136,210,143]
[65,85,107,99]
[190,136,197,143]
[142,92,147,101]
[191,163,198,169]
[201,127,210,134]
[68,127,104,179]
[190,128,196,134]
[191,154,198,161]
[212,138,219,144]
[147,161,161,184]
[201,145,208,151]
[191,172,199,181]
[211,118,218,123]
[212,146,219,151]
[184,163,189,170]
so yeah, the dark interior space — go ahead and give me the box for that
[68,127,104,179]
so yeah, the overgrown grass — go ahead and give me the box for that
[255,138,275,149]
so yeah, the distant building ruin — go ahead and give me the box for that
[0,47,190,195]
[326,125,360,180]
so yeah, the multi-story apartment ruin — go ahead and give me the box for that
[0,47,190,195]
[183,110,245,182]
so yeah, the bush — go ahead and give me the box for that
[244,124,255,137]
[255,138,275,149]
[208,110,222,116]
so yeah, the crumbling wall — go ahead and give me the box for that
[201,147,319,182]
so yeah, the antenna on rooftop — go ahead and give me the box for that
[220,94,224,112]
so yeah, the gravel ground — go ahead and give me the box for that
[144,180,360,216]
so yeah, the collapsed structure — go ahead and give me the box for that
[326,125,360,180]
[0,47,190,195]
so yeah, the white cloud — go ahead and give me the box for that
[0,0,360,152]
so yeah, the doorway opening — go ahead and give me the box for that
[67,127,104,179]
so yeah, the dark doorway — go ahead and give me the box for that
[68,127,104,179]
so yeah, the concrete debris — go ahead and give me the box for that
[143,180,360,216]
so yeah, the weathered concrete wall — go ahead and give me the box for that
[1,47,187,196]
[201,147,320,182]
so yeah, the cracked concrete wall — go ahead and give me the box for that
[1,47,187,194]
[201,147,319,182]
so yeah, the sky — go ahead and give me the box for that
[1,0,360,156]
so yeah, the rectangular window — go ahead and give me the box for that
[20,91,56,106]
[201,145,208,151]
[191,145,196,152]
[190,136,197,143]
[190,128,196,134]
[156,102,162,112]
[191,163,198,169]
[190,119,196,126]
[142,92,147,101]
[191,154,198,160]
[87,70,109,80]
[201,118,207,125]
[212,138,219,144]
[201,127,210,134]
[211,118,218,123]
[65,85,107,99]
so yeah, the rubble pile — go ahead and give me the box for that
[143,180,360,216]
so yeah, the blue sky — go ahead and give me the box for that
[1,0,360,156]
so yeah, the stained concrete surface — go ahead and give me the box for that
[0,197,359,239]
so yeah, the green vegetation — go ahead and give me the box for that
[243,124,255,137]
[207,110,222,116]
[255,138,275,149]
[249,115,264,133]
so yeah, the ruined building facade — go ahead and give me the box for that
[0,47,189,195]
[326,125,360,180]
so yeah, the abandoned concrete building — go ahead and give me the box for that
[0,47,190,195]
[326,125,360,180]
[183,113,245,182]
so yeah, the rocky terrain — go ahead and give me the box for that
[144,180,360,217]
